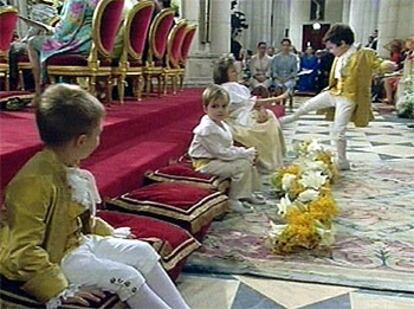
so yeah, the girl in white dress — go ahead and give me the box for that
[214,55,287,173]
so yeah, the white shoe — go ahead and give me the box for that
[279,114,297,125]
[229,199,251,213]
[241,195,266,205]
[336,160,351,171]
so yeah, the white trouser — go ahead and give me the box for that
[200,158,261,200]
[282,91,355,165]
[61,236,189,308]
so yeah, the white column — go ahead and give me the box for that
[377,0,399,57]
[271,0,291,48]
[289,0,310,51]
[378,0,414,57]
[342,0,351,24]
[349,0,380,46]
[210,0,231,53]
[181,0,231,86]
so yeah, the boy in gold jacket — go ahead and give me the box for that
[281,24,395,170]
[0,84,189,308]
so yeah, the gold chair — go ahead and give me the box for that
[143,8,175,96]
[112,0,155,103]
[178,24,197,90]
[163,19,187,95]
[47,0,124,101]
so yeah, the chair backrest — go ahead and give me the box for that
[147,8,175,62]
[0,6,18,57]
[180,24,197,64]
[92,0,125,58]
[166,19,187,68]
[125,0,155,60]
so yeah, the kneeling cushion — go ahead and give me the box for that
[145,163,230,193]
[106,183,229,235]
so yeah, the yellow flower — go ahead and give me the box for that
[308,193,338,224]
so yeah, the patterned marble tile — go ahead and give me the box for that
[177,274,240,309]
[235,276,356,309]
[290,133,332,142]
[369,145,414,158]
[350,291,414,309]
[300,293,351,309]
[347,151,381,161]
[367,134,412,144]
[232,283,285,309]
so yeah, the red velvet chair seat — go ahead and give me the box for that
[106,183,229,235]
[146,163,230,193]
[0,277,123,308]
[16,54,30,63]
[97,210,201,280]
[47,54,112,66]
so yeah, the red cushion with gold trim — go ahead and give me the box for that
[106,183,229,235]
[146,163,230,193]
[97,210,200,280]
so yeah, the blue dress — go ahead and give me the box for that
[297,54,318,92]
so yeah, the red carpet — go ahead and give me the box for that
[0,89,285,198]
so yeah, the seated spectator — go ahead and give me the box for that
[267,46,275,58]
[297,46,318,92]
[271,38,298,96]
[396,37,414,110]
[382,39,406,104]
[249,42,272,90]
[315,48,334,93]
[28,0,101,96]
[8,0,61,90]
[111,0,138,59]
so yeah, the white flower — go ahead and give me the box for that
[315,222,336,246]
[299,171,327,189]
[297,189,320,203]
[282,173,297,191]
[277,194,294,217]
[268,221,288,238]
[307,139,325,153]
[301,159,327,173]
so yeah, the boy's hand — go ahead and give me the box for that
[63,289,105,306]
[246,147,257,163]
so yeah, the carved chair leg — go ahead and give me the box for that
[117,74,126,104]
[5,72,10,91]
[18,69,25,90]
[89,76,97,97]
[137,75,144,101]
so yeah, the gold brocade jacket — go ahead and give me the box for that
[321,47,392,127]
[0,149,114,303]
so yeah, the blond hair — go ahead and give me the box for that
[202,84,230,109]
[36,84,105,146]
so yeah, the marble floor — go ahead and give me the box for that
[177,98,414,309]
